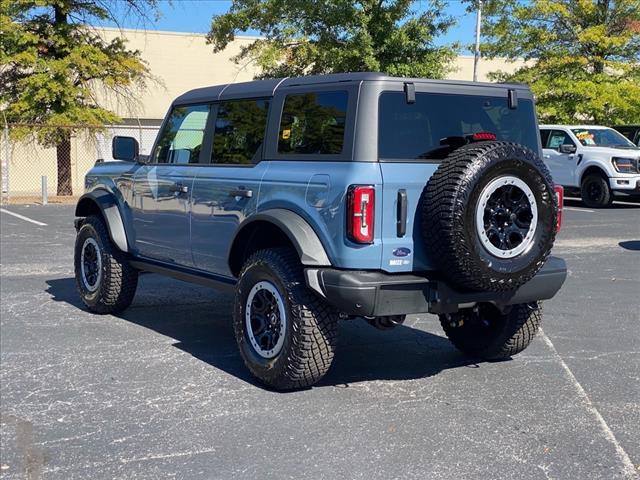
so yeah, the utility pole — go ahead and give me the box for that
[473,0,483,82]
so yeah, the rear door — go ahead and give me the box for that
[375,85,541,273]
[190,99,271,276]
[542,129,577,186]
[131,104,211,266]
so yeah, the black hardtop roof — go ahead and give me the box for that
[173,72,530,105]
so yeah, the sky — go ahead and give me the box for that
[93,0,478,54]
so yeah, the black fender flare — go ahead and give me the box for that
[229,209,332,271]
[75,189,129,253]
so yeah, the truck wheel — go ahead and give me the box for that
[581,173,613,208]
[422,141,557,292]
[439,302,541,360]
[74,215,138,314]
[234,248,339,390]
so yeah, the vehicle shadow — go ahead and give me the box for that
[45,276,483,391]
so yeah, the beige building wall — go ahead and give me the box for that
[96,28,262,120]
[448,55,525,82]
[96,28,524,119]
[4,28,525,199]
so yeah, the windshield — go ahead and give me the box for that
[571,128,636,148]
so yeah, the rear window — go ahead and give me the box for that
[278,91,348,155]
[378,92,539,160]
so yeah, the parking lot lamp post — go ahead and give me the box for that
[473,0,483,82]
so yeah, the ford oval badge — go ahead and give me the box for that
[392,247,411,257]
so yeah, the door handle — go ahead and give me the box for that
[396,189,407,237]
[543,154,550,159]
[229,188,253,198]
[170,183,189,194]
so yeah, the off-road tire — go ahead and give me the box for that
[422,141,557,292]
[74,215,138,313]
[234,248,339,390]
[440,302,542,360]
[581,173,613,208]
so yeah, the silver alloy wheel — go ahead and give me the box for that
[245,281,287,359]
[475,175,538,259]
[80,237,102,292]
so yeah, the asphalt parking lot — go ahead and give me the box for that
[1,200,639,480]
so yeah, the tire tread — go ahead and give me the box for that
[440,302,542,359]
[234,248,338,390]
[75,215,138,314]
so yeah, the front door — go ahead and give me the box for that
[130,103,211,266]
[542,129,577,186]
[190,99,271,276]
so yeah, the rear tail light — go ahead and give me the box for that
[347,185,375,244]
[554,185,564,233]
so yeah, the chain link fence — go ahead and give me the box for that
[1,124,159,204]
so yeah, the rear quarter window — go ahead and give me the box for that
[278,91,348,155]
[378,92,539,161]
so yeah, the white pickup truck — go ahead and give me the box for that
[540,125,640,207]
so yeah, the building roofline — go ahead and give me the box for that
[96,26,262,40]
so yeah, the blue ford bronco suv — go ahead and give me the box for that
[74,73,567,390]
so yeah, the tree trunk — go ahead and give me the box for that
[53,5,72,196]
[56,134,73,196]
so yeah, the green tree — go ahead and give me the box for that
[207,0,458,79]
[478,0,640,124]
[0,0,157,195]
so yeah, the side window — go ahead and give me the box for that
[212,99,270,165]
[154,104,210,164]
[278,91,348,155]
[547,130,574,150]
[540,129,551,148]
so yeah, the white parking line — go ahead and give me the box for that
[564,206,595,213]
[539,330,637,478]
[0,208,48,226]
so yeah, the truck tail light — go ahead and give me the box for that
[554,185,564,233]
[347,185,375,244]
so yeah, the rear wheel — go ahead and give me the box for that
[74,215,138,313]
[581,173,613,208]
[440,302,542,360]
[234,248,339,390]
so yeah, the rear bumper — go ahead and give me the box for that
[305,256,567,316]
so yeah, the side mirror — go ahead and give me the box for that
[112,136,139,162]
[559,144,577,154]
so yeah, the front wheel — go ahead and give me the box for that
[439,302,542,360]
[581,174,613,208]
[233,248,339,390]
[74,215,138,313]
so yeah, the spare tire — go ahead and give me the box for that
[421,141,557,292]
